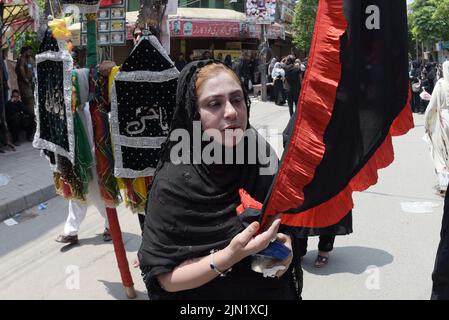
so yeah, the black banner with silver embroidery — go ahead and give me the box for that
[33,32,75,166]
[110,34,179,178]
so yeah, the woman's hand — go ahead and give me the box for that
[155,218,285,293]
[268,233,293,278]
[226,219,281,263]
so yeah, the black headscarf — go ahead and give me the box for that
[138,60,291,299]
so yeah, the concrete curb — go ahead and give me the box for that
[0,185,56,222]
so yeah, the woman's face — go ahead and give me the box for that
[197,71,248,147]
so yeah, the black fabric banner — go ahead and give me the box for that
[33,31,75,166]
[110,34,179,178]
[261,0,413,230]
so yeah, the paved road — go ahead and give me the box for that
[0,142,55,221]
[0,99,443,299]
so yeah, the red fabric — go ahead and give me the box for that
[100,0,122,6]
[260,0,414,230]
[390,88,414,137]
[106,207,134,288]
[261,0,347,229]
[236,189,263,215]
[61,180,73,198]
[281,90,413,228]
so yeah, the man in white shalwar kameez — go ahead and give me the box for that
[55,68,111,245]
[425,61,449,196]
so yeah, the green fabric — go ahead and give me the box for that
[72,70,93,196]
[73,110,93,195]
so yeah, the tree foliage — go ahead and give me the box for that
[409,0,449,45]
[14,32,39,57]
[433,0,449,24]
[37,0,45,9]
[292,0,318,56]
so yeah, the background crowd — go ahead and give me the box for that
[0,46,36,153]
[410,60,445,114]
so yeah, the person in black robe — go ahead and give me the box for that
[175,53,187,72]
[431,190,449,300]
[419,70,431,114]
[138,60,302,300]
[283,110,352,267]
[224,55,233,69]
[5,89,36,144]
[283,56,302,116]
[410,61,421,113]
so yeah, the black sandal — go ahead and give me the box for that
[103,228,112,242]
[314,255,329,268]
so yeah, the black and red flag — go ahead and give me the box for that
[256,0,414,231]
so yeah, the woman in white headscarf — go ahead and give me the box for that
[268,58,277,83]
[271,62,286,106]
[425,61,449,196]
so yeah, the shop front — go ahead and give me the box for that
[168,7,286,65]
[67,6,290,67]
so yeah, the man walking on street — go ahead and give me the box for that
[15,46,35,115]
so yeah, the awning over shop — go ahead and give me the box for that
[2,0,39,24]
[1,0,34,4]
[169,8,246,21]
[1,0,40,47]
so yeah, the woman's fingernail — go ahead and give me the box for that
[252,222,260,232]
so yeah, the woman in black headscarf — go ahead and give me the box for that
[224,54,233,69]
[138,60,301,300]
[283,55,302,117]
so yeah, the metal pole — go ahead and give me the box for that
[422,41,424,61]
[416,38,419,61]
[261,24,267,102]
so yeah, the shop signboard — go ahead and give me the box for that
[170,20,241,38]
[436,41,449,51]
[265,23,285,40]
[169,19,285,40]
[245,0,277,24]
[242,23,285,40]
[281,4,294,24]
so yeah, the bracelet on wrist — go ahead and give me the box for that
[209,249,232,277]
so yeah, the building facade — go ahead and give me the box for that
[167,0,294,65]
[71,0,296,67]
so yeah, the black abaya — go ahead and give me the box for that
[431,189,449,300]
